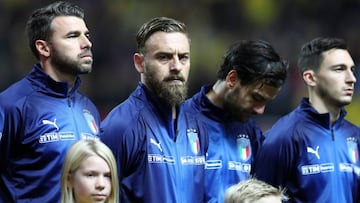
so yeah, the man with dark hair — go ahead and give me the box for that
[254,37,360,202]
[183,40,288,203]
[101,17,208,203]
[0,1,100,202]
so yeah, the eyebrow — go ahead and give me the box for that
[154,50,189,55]
[253,92,267,101]
[254,88,277,101]
[65,30,90,36]
[329,63,355,68]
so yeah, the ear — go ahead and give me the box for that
[225,70,240,89]
[303,70,316,87]
[35,40,50,58]
[134,53,145,74]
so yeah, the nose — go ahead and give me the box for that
[347,70,356,84]
[81,35,92,49]
[95,177,105,190]
[170,56,182,72]
[253,105,265,115]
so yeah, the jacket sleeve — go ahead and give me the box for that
[0,101,23,201]
[101,109,146,174]
[100,107,147,202]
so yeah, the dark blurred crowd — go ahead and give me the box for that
[1,0,360,130]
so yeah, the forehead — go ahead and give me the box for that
[254,195,282,203]
[78,155,109,170]
[321,49,354,68]
[247,81,281,100]
[144,32,190,53]
[50,16,88,34]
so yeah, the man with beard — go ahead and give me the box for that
[254,37,360,202]
[182,40,288,203]
[0,1,100,202]
[101,17,208,203]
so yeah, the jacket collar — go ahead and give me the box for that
[26,64,81,98]
[135,82,175,120]
[194,85,232,122]
[299,97,347,129]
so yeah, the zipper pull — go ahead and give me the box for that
[68,96,72,107]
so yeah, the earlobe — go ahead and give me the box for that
[134,53,145,73]
[226,70,239,88]
[303,70,316,86]
[35,40,50,58]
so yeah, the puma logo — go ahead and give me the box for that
[307,146,320,159]
[150,138,162,152]
[42,118,59,131]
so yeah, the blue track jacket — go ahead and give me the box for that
[0,65,100,202]
[101,83,208,203]
[183,85,263,203]
[254,98,360,203]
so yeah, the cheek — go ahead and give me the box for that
[239,99,253,109]
[72,177,91,198]
[145,63,162,77]
[318,75,339,86]
[233,91,249,106]
[105,179,112,193]
[238,96,258,111]
[182,65,190,78]
[227,91,245,109]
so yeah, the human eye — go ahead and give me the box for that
[334,69,341,73]
[333,65,346,72]
[350,66,356,73]
[104,172,111,179]
[335,68,344,72]
[179,54,189,62]
[86,172,93,177]
[157,53,171,61]
[252,93,265,103]
[67,31,80,38]
[85,32,91,39]
[84,171,97,177]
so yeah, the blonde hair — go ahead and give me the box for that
[60,139,119,203]
[224,178,288,203]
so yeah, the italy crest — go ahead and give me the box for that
[237,137,251,161]
[187,128,200,155]
[83,109,99,135]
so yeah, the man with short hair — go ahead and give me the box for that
[101,17,208,203]
[254,37,360,202]
[183,40,288,203]
[0,1,100,202]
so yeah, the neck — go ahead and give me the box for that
[308,96,341,124]
[40,61,76,90]
[172,106,177,119]
[206,81,226,108]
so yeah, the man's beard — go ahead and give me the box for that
[155,83,188,107]
[223,87,250,122]
[51,46,93,76]
[223,102,250,122]
[144,71,188,107]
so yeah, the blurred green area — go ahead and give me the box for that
[1,0,360,129]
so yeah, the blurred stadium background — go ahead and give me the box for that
[1,0,360,131]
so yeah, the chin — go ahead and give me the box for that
[342,101,352,106]
[338,99,352,106]
[237,116,250,123]
[79,66,92,74]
